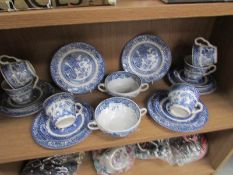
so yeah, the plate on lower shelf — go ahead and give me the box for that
[32,99,93,149]
[147,90,208,132]
[50,42,105,94]
[121,34,172,83]
[0,81,55,117]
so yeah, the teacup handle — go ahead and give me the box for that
[98,83,107,92]
[0,55,21,65]
[140,108,147,117]
[139,83,149,92]
[75,102,83,117]
[108,147,129,171]
[193,102,203,114]
[204,65,217,76]
[25,61,39,88]
[87,121,100,130]
[194,37,213,47]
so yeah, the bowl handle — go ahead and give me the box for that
[0,55,21,65]
[98,83,107,92]
[140,83,149,92]
[140,108,147,117]
[88,121,100,130]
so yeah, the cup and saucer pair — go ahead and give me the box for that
[147,84,208,132]
[168,68,217,95]
[0,81,55,117]
[32,92,93,149]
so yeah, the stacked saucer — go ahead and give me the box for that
[0,55,54,117]
[147,84,208,132]
[168,37,217,95]
[32,92,93,149]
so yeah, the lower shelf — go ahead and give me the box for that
[0,156,214,175]
[79,155,214,175]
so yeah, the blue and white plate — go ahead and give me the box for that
[121,34,172,83]
[167,68,217,95]
[0,81,55,117]
[147,90,208,132]
[51,42,105,94]
[32,99,93,149]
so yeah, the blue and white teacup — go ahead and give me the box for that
[88,97,147,137]
[43,92,84,129]
[98,71,149,98]
[168,84,203,118]
[192,37,217,67]
[183,56,216,82]
[0,55,39,89]
[1,79,35,105]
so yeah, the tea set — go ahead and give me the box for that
[168,37,217,95]
[0,34,214,149]
[0,55,54,117]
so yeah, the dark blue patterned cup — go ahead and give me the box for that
[0,55,38,89]
[43,92,84,129]
[192,37,217,67]
[183,56,216,83]
[168,84,203,118]
[1,79,35,105]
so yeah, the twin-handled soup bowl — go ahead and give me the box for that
[168,83,203,118]
[88,97,147,137]
[98,71,149,98]
[43,92,84,129]
[0,55,38,89]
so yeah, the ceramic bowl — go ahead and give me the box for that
[1,79,35,105]
[88,97,147,137]
[98,71,149,98]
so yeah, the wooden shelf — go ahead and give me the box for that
[79,155,214,175]
[0,80,232,164]
[1,0,233,30]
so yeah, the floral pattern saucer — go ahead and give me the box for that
[147,90,208,132]
[121,34,172,83]
[0,81,55,117]
[50,42,105,94]
[32,99,93,149]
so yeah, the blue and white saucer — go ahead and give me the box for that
[147,90,208,132]
[167,68,217,95]
[51,42,105,94]
[0,81,55,117]
[32,99,93,149]
[121,34,172,83]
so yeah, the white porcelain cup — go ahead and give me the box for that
[98,71,149,98]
